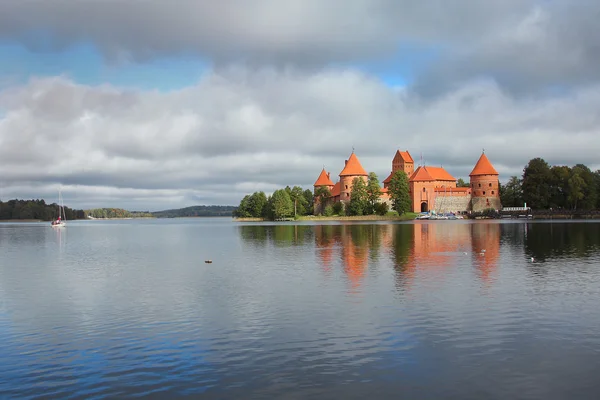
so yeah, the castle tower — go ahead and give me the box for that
[313,168,335,214]
[313,168,335,194]
[383,150,414,188]
[469,151,501,212]
[339,151,368,202]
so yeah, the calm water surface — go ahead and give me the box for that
[1,218,600,399]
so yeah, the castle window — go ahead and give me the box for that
[346,193,349,197]
[492,191,495,195]
[345,185,348,190]
[478,183,481,187]
[483,191,486,195]
[423,188,426,192]
[489,183,492,187]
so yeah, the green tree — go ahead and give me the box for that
[271,189,293,219]
[289,186,308,217]
[595,170,600,209]
[348,177,369,216]
[549,166,571,209]
[314,186,331,215]
[572,164,597,210]
[567,169,586,210]
[248,191,268,217]
[388,170,411,214]
[302,189,314,215]
[457,178,470,187]
[366,172,382,215]
[522,158,552,209]
[500,176,524,207]
[233,195,252,218]
[332,201,345,216]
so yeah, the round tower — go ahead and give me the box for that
[469,152,501,212]
[339,152,368,202]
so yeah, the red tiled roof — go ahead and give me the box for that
[339,152,368,176]
[314,168,334,186]
[382,171,394,184]
[330,182,341,197]
[393,150,414,164]
[409,166,456,182]
[409,166,434,182]
[470,153,499,176]
[426,167,456,181]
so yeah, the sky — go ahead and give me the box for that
[1,0,600,211]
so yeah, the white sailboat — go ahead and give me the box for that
[51,189,67,228]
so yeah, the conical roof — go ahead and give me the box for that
[469,152,498,176]
[339,152,368,176]
[314,168,334,186]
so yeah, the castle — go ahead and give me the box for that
[313,150,501,214]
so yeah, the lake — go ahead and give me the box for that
[1,218,599,399]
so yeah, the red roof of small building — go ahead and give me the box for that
[382,171,394,184]
[470,152,499,176]
[339,152,368,176]
[409,166,456,182]
[314,168,334,186]
[330,182,341,197]
[394,150,414,164]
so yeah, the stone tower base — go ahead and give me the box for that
[471,197,502,212]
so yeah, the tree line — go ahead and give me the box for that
[234,170,413,220]
[500,158,600,210]
[85,208,154,219]
[233,186,315,219]
[0,199,86,220]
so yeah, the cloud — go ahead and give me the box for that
[6,0,600,96]
[1,68,600,210]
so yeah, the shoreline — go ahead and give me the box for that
[234,213,418,222]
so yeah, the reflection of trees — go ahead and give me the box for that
[391,224,415,291]
[239,224,314,248]
[238,225,268,246]
[524,222,600,262]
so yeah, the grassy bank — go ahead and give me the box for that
[234,212,418,222]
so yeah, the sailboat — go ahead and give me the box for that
[51,189,67,228]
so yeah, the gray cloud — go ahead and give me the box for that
[1,70,600,210]
[6,0,599,96]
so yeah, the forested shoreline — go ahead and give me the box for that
[500,158,600,210]
[0,199,85,221]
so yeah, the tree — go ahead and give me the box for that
[388,170,411,214]
[348,177,369,216]
[457,178,470,187]
[500,176,524,207]
[233,195,252,218]
[302,189,314,215]
[549,166,571,209]
[289,186,308,217]
[522,158,552,209]
[366,172,382,215]
[595,170,600,209]
[572,164,597,210]
[247,191,268,217]
[567,169,586,210]
[271,189,293,219]
[314,186,331,215]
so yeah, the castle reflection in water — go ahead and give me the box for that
[238,221,502,291]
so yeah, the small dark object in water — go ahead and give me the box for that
[205,260,213,264]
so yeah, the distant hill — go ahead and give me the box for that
[152,205,236,218]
